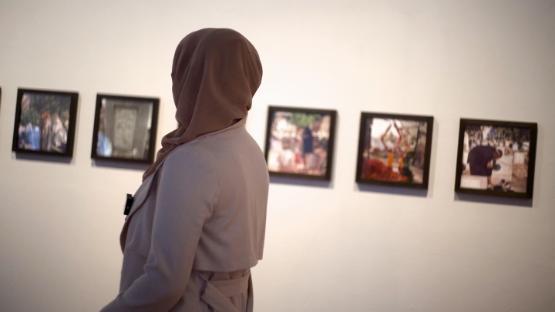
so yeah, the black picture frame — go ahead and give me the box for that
[355,112,434,189]
[264,106,337,181]
[91,94,159,164]
[454,118,537,199]
[12,88,79,157]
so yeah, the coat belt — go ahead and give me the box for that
[197,271,253,312]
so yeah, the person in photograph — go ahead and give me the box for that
[97,123,113,157]
[97,106,113,157]
[302,121,315,171]
[293,128,304,171]
[279,137,296,171]
[392,121,415,181]
[51,111,68,152]
[362,121,396,181]
[102,28,267,312]
[18,94,41,150]
[18,124,27,149]
[380,121,412,177]
[380,122,397,169]
[40,111,53,151]
[97,131,113,157]
[399,150,415,183]
[480,126,490,145]
[466,144,503,188]
[269,114,297,172]
[313,140,328,175]
[29,124,41,150]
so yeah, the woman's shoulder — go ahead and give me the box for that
[165,141,216,169]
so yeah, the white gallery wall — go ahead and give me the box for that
[1,0,554,311]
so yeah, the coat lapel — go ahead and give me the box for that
[119,173,157,251]
[128,174,155,217]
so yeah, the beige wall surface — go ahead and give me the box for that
[1,0,554,311]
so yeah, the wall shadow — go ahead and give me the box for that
[269,175,333,189]
[454,193,533,208]
[14,152,72,164]
[91,159,150,171]
[356,183,428,198]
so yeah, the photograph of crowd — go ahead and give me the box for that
[356,113,433,188]
[92,94,159,163]
[455,119,537,198]
[12,89,78,156]
[265,106,336,180]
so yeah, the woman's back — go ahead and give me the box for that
[167,119,269,271]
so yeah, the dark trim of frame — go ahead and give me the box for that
[91,93,160,164]
[454,118,537,199]
[264,105,337,181]
[355,112,434,189]
[11,88,79,157]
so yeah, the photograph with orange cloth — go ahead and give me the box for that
[356,112,433,189]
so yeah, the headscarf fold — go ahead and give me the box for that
[143,28,263,179]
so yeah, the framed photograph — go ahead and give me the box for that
[264,106,337,180]
[455,118,537,199]
[356,112,434,188]
[91,94,159,164]
[12,88,78,157]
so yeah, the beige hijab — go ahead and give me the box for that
[144,28,263,179]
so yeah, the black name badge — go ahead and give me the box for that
[124,194,134,215]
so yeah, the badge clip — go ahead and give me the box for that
[124,194,134,215]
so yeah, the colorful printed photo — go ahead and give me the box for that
[12,88,78,156]
[356,112,433,188]
[265,106,337,180]
[455,119,537,198]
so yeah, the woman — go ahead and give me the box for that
[102,28,269,312]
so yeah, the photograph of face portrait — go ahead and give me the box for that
[12,88,78,156]
[91,94,159,164]
[455,119,537,198]
[264,106,337,180]
[356,113,433,188]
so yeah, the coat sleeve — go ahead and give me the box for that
[101,147,218,311]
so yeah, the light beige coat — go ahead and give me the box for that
[102,120,269,312]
